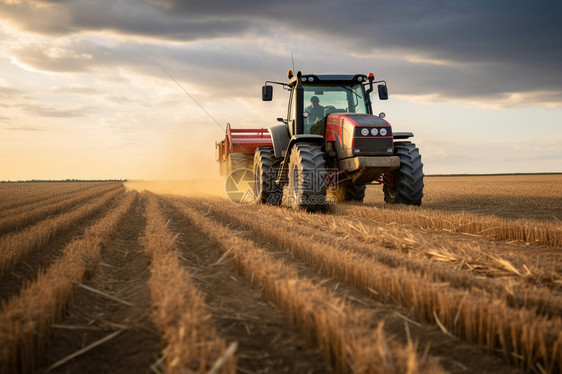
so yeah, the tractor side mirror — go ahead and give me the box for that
[378,84,388,100]
[262,85,273,101]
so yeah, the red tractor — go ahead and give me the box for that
[216,71,424,211]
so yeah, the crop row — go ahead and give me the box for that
[0,187,124,277]
[143,193,236,374]
[193,198,562,373]
[201,198,562,319]
[335,204,562,247]
[0,183,121,234]
[0,191,136,373]
[245,201,562,317]
[0,182,114,212]
[165,196,443,374]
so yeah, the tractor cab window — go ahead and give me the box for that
[302,84,367,134]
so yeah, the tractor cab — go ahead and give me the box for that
[266,72,388,139]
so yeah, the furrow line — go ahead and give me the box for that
[189,197,562,373]
[333,204,562,247]
[0,183,122,234]
[165,196,444,374]
[0,187,124,278]
[159,197,334,373]
[0,191,136,374]
[0,191,125,303]
[37,193,162,373]
[143,193,236,374]
[0,182,108,212]
[204,198,562,319]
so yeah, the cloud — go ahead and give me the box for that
[0,0,252,39]
[0,86,22,98]
[1,124,45,131]
[26,104,91,117]
[51,86,101,94]
[9,38,115,72]
[7,0,558,74]
[1,0,560,106]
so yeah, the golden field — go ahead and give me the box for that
[0,174,560,373]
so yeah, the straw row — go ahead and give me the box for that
[143,192,236,374]
[193,198,562,373]
[237,201,562,317]
[0,191,136,373]
[0,183,122,234]
[166,196,443,374]
[0,187,124,277]
[335,204,562,247]
[0,182,111,212]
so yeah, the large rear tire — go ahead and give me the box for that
[253,148,283,205]
[383,142,424,205]
[288,143,327,211]
[345,184,366,202]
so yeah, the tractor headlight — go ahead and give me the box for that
[380,128,387,136]
[371,128,378,136]
[361,128,369,136]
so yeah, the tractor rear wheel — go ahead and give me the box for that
[383,142,424,205]
[253,148,283,205]
[288,143,327,211]
[345,184,366,202]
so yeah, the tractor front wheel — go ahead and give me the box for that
[288,143,327,211]
[383,142,424,205]
[345,184,366,202]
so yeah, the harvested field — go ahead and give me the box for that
[0,175,560,373]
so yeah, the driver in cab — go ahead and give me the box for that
[305,96,324,133]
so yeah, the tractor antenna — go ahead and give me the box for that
[149,54,224,131]
[387,55,415,81]
[291,52,295,72]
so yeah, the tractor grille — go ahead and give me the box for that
[352,137,394,156]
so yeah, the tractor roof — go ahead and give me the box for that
[288,74,368,86]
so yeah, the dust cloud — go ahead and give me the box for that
[123,117,234,197]
[125,177,227,197]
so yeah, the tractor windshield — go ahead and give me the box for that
[302,84,367,133]
[303,85,367,114]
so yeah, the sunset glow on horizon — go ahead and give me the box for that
[1,0,561,181]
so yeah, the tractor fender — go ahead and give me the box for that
[393,132,414,140]
[276,134,325,184]
[268,125,291,158]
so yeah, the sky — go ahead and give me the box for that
[0,0,561,181]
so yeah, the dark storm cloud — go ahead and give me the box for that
[0,0,251,39]
[2,0,561,103]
